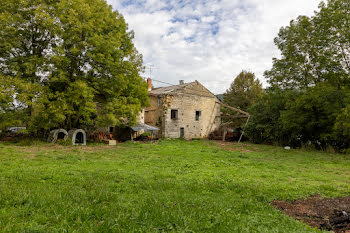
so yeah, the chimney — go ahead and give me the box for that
[147,78,152,91]
[179,80,184,85]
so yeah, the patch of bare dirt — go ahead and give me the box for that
[272,195,350,232]
[213,141,253,153]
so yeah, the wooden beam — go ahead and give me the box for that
[215,102,251,144]
[238,116,251,144]
[221,121,234,127]
[221,114,249,119]
[216,102,250,117]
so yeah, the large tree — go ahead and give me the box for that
[247,0,350,151]
[223,70,263,111]
[0,0,149,133]
[245,88,290,145]
[266,0,350,89]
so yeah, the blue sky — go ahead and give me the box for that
[107,0,321,94]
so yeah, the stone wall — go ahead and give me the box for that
[163,93,221,139]
[144,96,159,126]
[145,82,221,139]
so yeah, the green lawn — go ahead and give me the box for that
[0,140,349,232]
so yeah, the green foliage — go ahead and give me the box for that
[223,70,263,127]
[245,88,290,144]
[280,83,347,149]
[56,138,73,146]
[0,75,18,129]
[0,76,13,110]
[247,84,350,150]
[266,0,350,89]
[0,140,349,232]
[247,0,350,151]
[141,132,151,137]
[0,0,149,133]
[333,100,350,151]
[224,70,263,111]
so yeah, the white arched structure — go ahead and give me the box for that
[68,129,86,146]
[48,129,69,143]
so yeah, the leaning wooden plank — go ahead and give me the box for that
[216,102,250,117]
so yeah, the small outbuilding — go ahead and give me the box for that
[48,129,69,143]
[68,129,86,146]
[131,123,160,140]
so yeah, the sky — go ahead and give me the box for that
[107,0,322,94]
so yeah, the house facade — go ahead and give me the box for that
[144,79,221,139]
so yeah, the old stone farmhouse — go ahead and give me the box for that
[144,79,221,139]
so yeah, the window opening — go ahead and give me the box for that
[195,111,201,121]
[171,109,178,120]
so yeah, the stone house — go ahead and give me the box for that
[144,79,221,139]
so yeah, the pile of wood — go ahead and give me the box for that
[90,132,114,142]
[209,127,243,142]
[208,127,225,141]
[0,133,26,142]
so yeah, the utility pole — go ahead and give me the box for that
[147,64,154,79]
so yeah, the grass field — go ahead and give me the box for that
[0,140,349,232]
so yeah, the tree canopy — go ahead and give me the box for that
[221,70,262,128]
[246,0,350,152]
[0,0,149,133]
[266,0,350,89]
[223,70,263,111]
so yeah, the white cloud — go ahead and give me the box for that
[108,0,321,94]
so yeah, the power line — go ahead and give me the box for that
[144,64,159,79]
[151,79,176,86]
[148,64,154,79]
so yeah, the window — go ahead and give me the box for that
[109,127,114,133]
[195,111,201,121]
[171,109,178,120]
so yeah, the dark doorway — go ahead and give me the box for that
[57,132,66,140]
[75,132,84,144]
[114,127,133,142]
[180,127,184,138]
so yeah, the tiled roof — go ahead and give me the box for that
[150,82,196,95]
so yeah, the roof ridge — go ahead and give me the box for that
[150,81,214,96]
[155,81,195,89]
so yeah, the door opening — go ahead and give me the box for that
[57,132,66,140]
[180,127,184,138]
[75,132,84,144]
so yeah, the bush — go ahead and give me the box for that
[141,132,151,137]
[245,84,350,152]
[245,88,290,145]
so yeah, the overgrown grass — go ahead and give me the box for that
[0,140,349,232]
